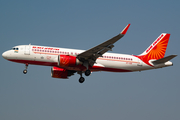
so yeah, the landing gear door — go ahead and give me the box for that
[24,45,30,55]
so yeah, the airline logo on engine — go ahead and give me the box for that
[146,34,164,53]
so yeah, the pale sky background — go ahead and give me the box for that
[0,0,180,120]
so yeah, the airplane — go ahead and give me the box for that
[2,24,177,83]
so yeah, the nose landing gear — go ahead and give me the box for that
[23,69,27,74]
[23,63,28,74]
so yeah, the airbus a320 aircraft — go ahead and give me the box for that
[2,24,177,83]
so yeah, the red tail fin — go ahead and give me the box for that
[137,33,170,66]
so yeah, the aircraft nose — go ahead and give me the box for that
[2,51,8,59]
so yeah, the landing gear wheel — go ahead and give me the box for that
[79,77,85,83]
[23,63,28,74]
[85,69,91,76]
[23,69,27,74]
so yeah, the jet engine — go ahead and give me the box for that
[57,55,81,67]
[51,67,76,79]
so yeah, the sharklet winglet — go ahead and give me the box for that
[121,24,131,35]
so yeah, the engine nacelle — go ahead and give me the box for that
[51,67,68,79]
[57,55,81,67]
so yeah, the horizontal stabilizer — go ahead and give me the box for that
[152,55,177,64]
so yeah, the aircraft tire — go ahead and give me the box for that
[85,69,91,76]
[79,77,85,83]
[23,70,27,74]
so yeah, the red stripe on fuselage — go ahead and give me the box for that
[8,59,132,72]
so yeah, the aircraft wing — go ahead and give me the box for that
[77,24,130,66]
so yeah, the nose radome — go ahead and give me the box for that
[2,51,8,59]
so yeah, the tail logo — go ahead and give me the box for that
[146,34,164,53]
[137,33,170,66]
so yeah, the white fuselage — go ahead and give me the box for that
[2,45,172,72]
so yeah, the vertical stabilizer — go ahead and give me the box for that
[137,33,170,66]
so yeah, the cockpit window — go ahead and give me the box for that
[12,48,19,50]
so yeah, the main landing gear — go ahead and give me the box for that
[78,69,91,83]
[79,77,85,83]
[23,63,28,74]
[77,60,92,83]
[85,69,91,76]
[78,71,85,83]
[78,61,91,83]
